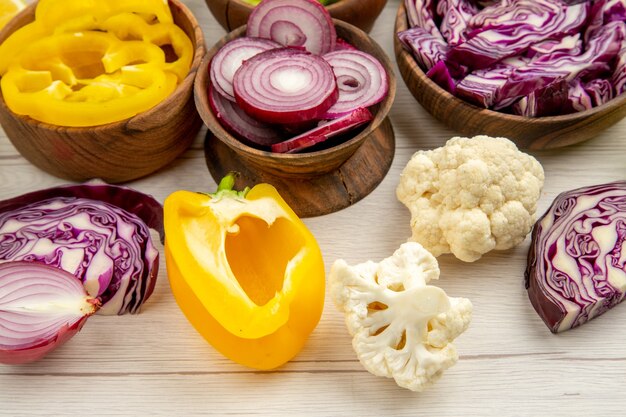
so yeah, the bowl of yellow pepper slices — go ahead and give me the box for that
[0,0,205,183]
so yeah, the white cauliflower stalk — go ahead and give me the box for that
[330,242,472,392]
[396,135,545,262]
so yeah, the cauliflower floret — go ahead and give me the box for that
[397,135,544,262]
[330,242,472,392]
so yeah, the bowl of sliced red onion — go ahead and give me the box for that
[195,0,395,185]
[395,0,626,149]
[205,0,388,33]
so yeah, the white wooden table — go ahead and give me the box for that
[2,1,626,415]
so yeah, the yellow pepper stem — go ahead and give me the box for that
[209,172,250,199]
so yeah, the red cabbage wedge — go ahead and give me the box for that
[525,181,626,333]
[0,184,163,316]
[0,262,99,364]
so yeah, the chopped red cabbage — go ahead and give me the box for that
[405,0,444,40]
[426,60,457,93]
[512,78,569,117]
[568,79,594,112]
[585,78,615,106]
[449,0,589,70]
[613,46,626,94]
[435,0,479,46]
[398,26,449,71]
[402,0,626,116]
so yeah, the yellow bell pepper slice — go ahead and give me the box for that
[2,32,177,126]
[164,174,325,370]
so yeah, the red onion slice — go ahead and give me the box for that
[271,107,372,153]
[322,50,388,118]
[0,261,99,364]
[247,0,336,55]
[334,38,358,52]
[209,85,284,148]
[233,48,338,124]
[210,37,281,102]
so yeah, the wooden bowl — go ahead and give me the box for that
[394,3,626,150]
[0,0,206,183]
[205,0,388,33]
[195,19,396,217]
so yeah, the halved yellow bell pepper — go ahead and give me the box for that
[164,174,325,370]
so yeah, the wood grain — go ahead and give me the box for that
[394,3,626,150]
[204,117,395,217]
[0,0,205,183]
[204,0,388,33]
[2,1,626,416]
[194,19,396,179]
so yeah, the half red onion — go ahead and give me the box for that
[233,48,338,124]
[209,85,284,149]
[322,50,388,118]
[210,37,281,102]
[271,107,372,153]
[0,261,99,364]
[246,0,336,55]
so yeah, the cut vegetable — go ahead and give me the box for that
[0,261,99,364]
[233,48,338,124]
[402,0,626,116]
[0,184,163,315]
[209,85,284,149]
[448,0,589,70]
[210,37,281,102]
[334,38,358,52]
[435,0,478,46]
[322,50,388,117]
[246,0,336,55]
[271,107,372,153]
[526,181,626,333]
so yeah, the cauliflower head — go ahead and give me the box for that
[330,242,472,392]
[396,135,545,262]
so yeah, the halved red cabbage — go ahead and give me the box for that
[435,0,479,46]
[0,184,163,315]
[449,0,589,70]
[525,181,626,333]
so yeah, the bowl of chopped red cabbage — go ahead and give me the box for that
[394,0,626,149]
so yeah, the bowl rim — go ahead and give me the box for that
[0,0,205,131]
[394,2,626,125]
[194,18,396,161]
[228,0,382,14]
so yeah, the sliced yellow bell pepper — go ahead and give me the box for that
[0,0,191,126]
[164,174,325,370]
[1,32,177,126]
